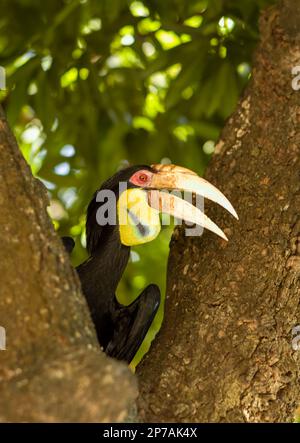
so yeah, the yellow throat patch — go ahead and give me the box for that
[117,188,161,246]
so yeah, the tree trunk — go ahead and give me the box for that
[138,0,300,423]
[0,105,137,422]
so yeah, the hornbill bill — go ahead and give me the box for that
[63,164,238,364]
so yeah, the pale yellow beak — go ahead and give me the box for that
[147,164,238,241]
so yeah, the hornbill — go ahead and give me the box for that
[63,164,238,364]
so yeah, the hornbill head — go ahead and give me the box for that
[86,164,238,254]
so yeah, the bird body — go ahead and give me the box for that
[63,164,238,363]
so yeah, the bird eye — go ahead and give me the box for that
[129,170,152,187]
[139,173,148,182]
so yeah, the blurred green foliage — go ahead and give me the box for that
[0,0,275,366]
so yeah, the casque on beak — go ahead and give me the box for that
[146,164,238,241]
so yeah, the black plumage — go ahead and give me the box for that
[69,166,160,363]
[62,162,238,363]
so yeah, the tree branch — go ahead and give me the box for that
[0,105,137,422]
[137,3,300,422]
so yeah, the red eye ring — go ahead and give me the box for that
[129,170,152,187]
[139,173,148,182]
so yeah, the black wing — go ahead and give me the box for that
[61,236,75,254]
[105,284,160,363]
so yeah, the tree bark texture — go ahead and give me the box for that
[138,1,300,423]
[0,106,137,422]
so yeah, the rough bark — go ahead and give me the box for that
[0,105,137,422]
[138,1,300,422]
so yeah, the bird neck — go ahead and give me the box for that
[77,226,130,305]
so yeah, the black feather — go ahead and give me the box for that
[61,236,75,254]
[86,165,152,255]
[76,164,161,364]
